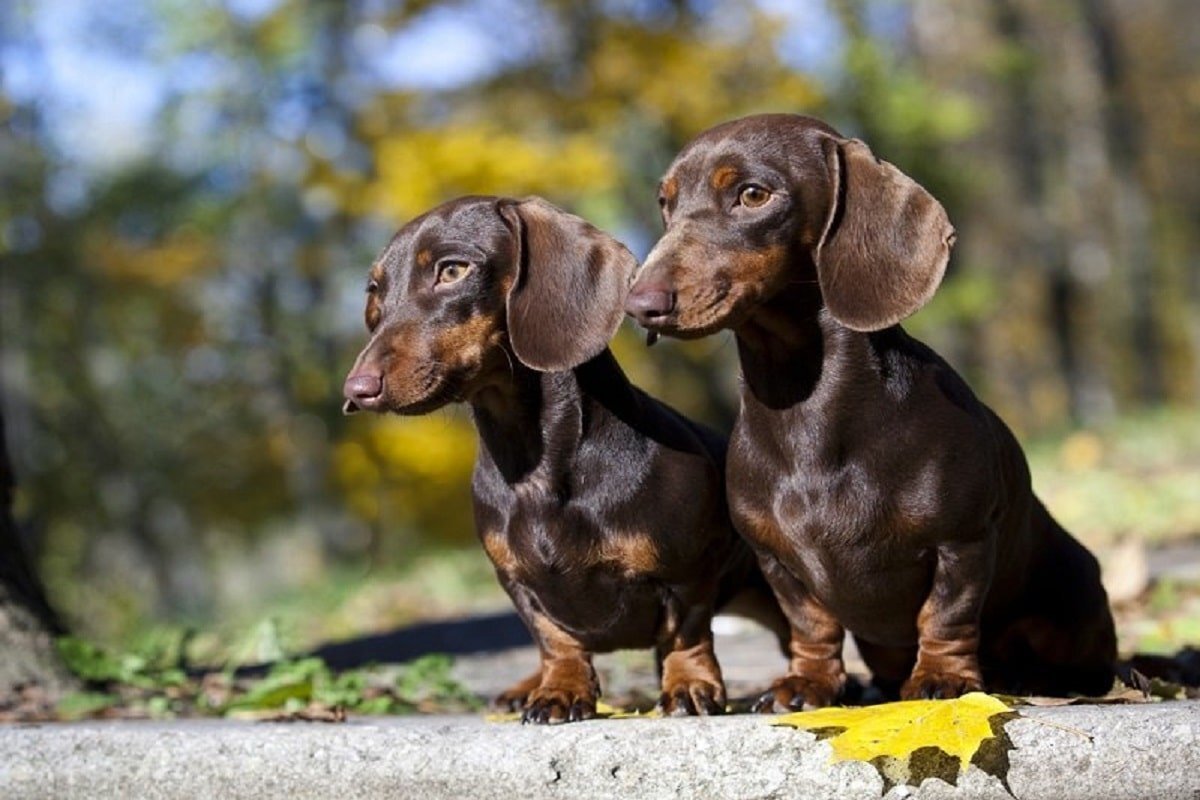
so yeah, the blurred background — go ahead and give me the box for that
[2,0,1198,660]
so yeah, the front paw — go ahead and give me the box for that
[900,669,983,700]
[657,677,726,717]
[752,673,844,713]
[521,685,597,725]
[493,672,542,712]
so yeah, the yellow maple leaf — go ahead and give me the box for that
[774,692,1015,791]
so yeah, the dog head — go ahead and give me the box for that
[343,196,638,415]
[626,113,955,337]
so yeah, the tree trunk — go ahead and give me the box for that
[990,0,1086,421]
[0,405,76,700]
[1078,0,1165,405]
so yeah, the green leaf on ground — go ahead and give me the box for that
[56,692,120,720]
[51,632,480,720]
[395,653,478,708]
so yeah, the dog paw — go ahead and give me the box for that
[900,670,983,701]
[521,686,597,725]
[656,678,726,717]
[494,689,529,712]
[752,673,843,713]
[493,672,541,712]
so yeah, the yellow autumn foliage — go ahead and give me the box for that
[368,126,617,219]
[584,16,822,135]
[370,413,477,481]
[775,692,1014,784]
[334,413,478,545]
[354,10,822,225]
[87,228,214,287]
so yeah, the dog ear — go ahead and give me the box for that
[497,197,638,372]
[814,137,955,332]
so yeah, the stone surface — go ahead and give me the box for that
[2,701,1198,799]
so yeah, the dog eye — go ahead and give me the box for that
[436,261,471,286]
[366,278,380,294]
[737,185,772,208]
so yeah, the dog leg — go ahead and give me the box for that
[521,610,599,725]
[751,553,847,712]
[656,604,726,716]
[902,540,989,700]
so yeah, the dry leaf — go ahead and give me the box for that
[484,700,665,723]
[237,703,347,723]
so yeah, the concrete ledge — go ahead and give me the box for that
[2,702,1198,799]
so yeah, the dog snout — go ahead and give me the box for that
[342,370,383,414]
[625,284,676,324]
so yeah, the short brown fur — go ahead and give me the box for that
[628,114,1117,709]
[344,195,789,722]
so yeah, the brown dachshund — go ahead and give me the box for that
[343,195,785,723]
[626,114,1117,710]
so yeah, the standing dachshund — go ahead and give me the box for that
[626,114,1117,710]
[343,195,785,723]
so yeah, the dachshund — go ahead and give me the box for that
[344,195,786,722]
[626,114,1117,710]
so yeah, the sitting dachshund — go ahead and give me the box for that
[626,114,1117,709]
[343,195,785,723]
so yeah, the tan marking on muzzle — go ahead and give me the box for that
[434,312,503,366]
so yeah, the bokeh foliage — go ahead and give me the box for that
[1,0,1197,645]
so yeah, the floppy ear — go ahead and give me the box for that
[814,137,956,332]
[497,197,638,372]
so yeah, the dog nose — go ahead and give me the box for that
[625,285,675,323]
[343,371,383,413]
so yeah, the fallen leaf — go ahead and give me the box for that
[1146,677,1185,700]
[55,691,121,721]
[773,692,1016,792]
[256,704,347,723]
[1122,666,1187,700]
[1008,695,1076,707]
[483,699,664,723]
[605,704,663,719]
[1098,687,1155,704]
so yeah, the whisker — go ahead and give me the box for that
[499,342,516,378]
